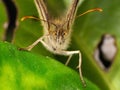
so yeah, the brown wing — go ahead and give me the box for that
[34,0,50,31]
[65,0,79,30]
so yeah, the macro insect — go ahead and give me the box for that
[21,0,102,86]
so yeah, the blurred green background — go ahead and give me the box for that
[0,0,120,90]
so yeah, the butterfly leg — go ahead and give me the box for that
[23,35,54,52]
[21,36,44,51]
[61,50,86,86]
[65,54,73,65]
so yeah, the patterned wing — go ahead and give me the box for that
[34,0,50,31]
[65,0,79,30]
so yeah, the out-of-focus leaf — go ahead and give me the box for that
[72,0,120,90]
[0,1,7,40]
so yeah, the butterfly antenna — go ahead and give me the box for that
[21,16,57,27]
[76,8,103,18]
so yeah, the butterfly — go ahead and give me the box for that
[21,0,102,86]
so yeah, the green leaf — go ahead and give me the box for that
[1,0,120,90]
[0,42,99,90]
